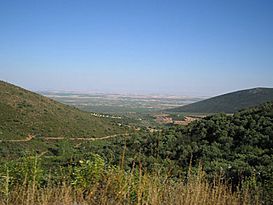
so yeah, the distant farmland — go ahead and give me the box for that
[40,92,203,114]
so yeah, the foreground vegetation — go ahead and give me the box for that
[0,155,260,205]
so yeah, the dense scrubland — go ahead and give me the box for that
[1,102,273,204]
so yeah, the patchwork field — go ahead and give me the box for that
[41,92,203,114]
[41,91,203,126]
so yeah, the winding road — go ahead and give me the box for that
[0,133,131,143]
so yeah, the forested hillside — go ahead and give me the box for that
[85,102,273,203]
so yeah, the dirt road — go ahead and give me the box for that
[1,133,130,143]
[0,134,35,142]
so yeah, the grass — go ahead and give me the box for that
[0,155,261,205]
[0,81,127,140]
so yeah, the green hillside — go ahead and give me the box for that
[169,87,273,113]
[0,81,125,140]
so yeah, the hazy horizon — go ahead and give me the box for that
[1,0,273,96]
[38,85,273,98]
[2,79,273,99]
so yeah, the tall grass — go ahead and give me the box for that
[0,156,260,205]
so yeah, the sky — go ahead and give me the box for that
[0,0,273,96]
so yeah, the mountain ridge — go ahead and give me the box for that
[168,87,273,113]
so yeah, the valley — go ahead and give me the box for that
[1,82,273,204]
[41,91,204,127]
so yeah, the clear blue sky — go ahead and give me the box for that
[0,0,273,96]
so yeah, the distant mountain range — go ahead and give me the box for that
[168,87,273,114]
[0,81,125,140]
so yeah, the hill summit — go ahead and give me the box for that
[169,87,273,113]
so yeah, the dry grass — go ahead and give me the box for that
[0,164,260,205]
